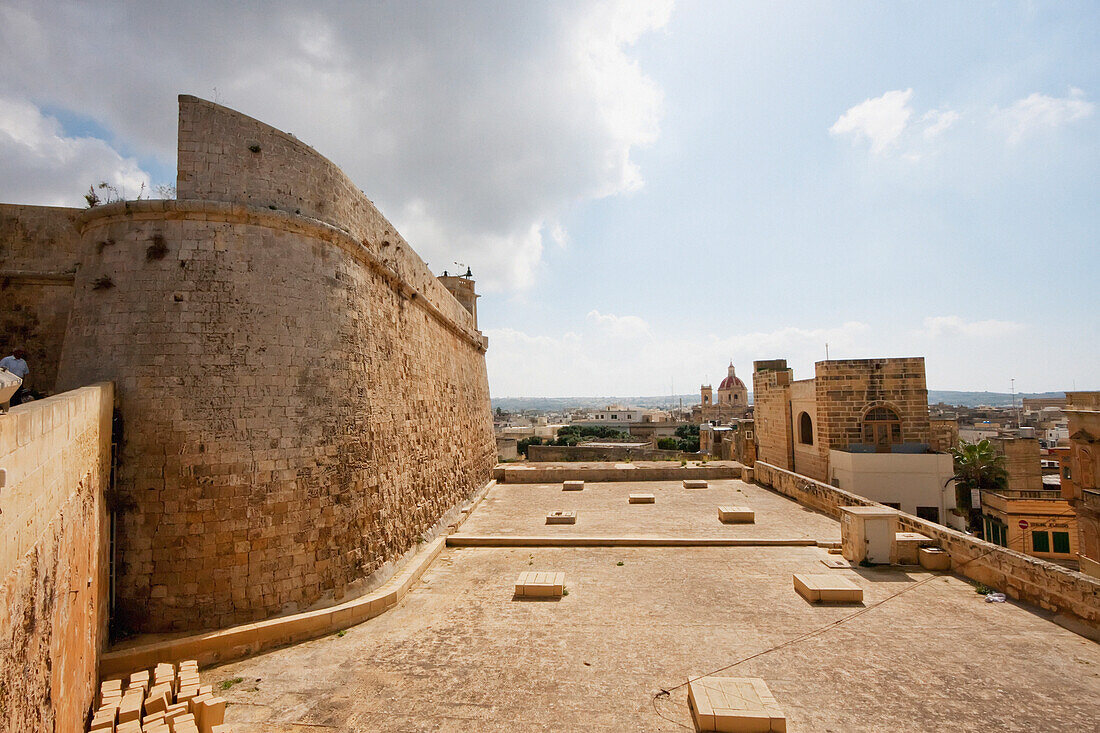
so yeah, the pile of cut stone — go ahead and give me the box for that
[89,660,228,732]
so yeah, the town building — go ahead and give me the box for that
[753,357,955,525]
[573,405,644,427]
[1062,391,1100,577]
[700,419,756,464]
[978,437,1079,567]
[979,488,1078,567]
[693,362,751,423]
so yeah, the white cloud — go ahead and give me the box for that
[830,89,914,154]
[486,314,871,397]
[0,95,151,206]
[997,88,1095,143]
[830,91,967,159]
[917,315,1025,339]
[585,309,652,339]
[0,1,672,292]
[921,109,959,139]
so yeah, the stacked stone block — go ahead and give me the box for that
[90,660,227,732]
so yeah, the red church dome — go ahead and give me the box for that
[718,363,744,391]
[718,374,745,391]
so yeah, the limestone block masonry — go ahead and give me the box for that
[0,384,113,732]
[754,461,1100,630]
[55,96,495,632]
[0,204,82,392]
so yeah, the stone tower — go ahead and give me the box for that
[717,362,748,408]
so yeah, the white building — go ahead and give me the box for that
[829,449,958,529]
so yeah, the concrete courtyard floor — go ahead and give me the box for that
[458,478,841,540]
[212,480,1100,732]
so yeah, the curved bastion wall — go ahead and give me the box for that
[54,97,495,632]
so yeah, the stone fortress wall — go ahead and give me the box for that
[0,204,82,392]
[175,96,477,338]
[53,96,495,632]
[0,384,113,732]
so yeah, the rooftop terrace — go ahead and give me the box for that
[209,472,1100,731]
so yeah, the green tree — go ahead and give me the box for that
[675,424,699,439]
[950,439,1007,531]
[554,425,629,443]
[517,436,543,457]
[672,424,700,452]
[657,437,679,451]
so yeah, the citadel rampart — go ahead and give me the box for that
[50,96,495,632]
[0,204,81,392]
[0,384,113,732]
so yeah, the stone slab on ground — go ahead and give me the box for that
[514,571,565,597]
[793,573,863,603]
[688,676,787,732]
[629,494,655,504]
[684,479,709,489]
[718,506,755,524]
[919,547,951,571]
[546,511,577,525]
[563,480,584,491]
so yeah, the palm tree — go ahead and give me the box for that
[950,439,1007,532]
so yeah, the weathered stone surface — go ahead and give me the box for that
[0,204,81,392]
[0,386,112,732]
[52,98,495,632]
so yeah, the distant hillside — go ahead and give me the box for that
[927,390,1064,408]
[491,390,1067,412]
[491,394,700,412]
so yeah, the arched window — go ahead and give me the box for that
[863,406,902,450]
[798,412,813,445]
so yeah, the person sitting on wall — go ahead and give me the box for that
[0,348,30,409]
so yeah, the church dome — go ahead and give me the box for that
[717,362,744,391]
[718,374,745,391]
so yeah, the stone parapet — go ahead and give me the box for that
[494,461,743,484]
[753,461,1100,630]
[0,383,113,732]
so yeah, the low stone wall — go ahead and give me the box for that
[526,444,694,462]
[753,461,1100,630]
[495,461,743,484]
[0,383,114,732]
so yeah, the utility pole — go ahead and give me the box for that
[1011,378,1021,428]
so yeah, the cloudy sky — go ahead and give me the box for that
[1,1,1096,397]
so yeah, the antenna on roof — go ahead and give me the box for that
[825,342,830,360]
